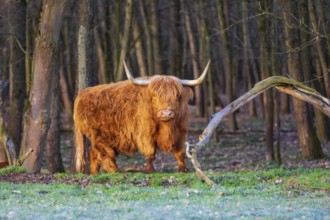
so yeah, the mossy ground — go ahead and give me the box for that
[0,167,329,219]
[0,110,329,219]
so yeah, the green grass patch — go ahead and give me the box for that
[0,166,28,176]
[0,168,329,219]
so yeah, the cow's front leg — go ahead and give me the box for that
[139,146,156,173]
[144,155,156,173]
[137,135,156,173]
[173,149,189,173]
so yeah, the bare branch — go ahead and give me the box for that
[14,148,34,166]
[186,76,330,185]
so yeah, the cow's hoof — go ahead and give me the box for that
[178,166,189,173]
[144,166,155,173]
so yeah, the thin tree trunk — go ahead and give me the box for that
[184,3,204,117]
[259,0,274,161]
[133,19,147,76]
[168,0,181,75]
[46,63,64,173]
[116,0,133,81]
[0,78,10,167]
[149,0,162,74]
[139,0,153,74]
[59,65,73,118]
[25,0,41,95]
[6,0,26,154]
[242,0,257,117]
[307,0,330,143]
[308,0,330,98]
[217,0,238,131]
[271,1,282,164]
[94,26,106,83]
[72,0,95,172]
[20,0,67,172]
[77,0,94,91]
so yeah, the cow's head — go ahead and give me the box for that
[123,60,210,122]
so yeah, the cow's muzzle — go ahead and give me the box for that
[157,109,176,121]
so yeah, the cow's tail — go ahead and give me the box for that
[74,120,86,173]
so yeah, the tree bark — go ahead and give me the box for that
[217,0,238,131]
[20,0,67,172]
[25,0,41,95]
[149,0,162,74]
[259,0,274,161]
[183,2,204,117]
[5,0,26,154]
[242,0,257,117]
[307,0,330,143]
[116,0,133,81]
[77,0,95,91]
[308,0,330,99]
[133,18,147,76]
[46,64,64,173]
[282,1,323,159]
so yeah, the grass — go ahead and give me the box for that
[1,113,329,219]
[0,166,28,176]
[0,167,329,219]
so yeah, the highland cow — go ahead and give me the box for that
[74,60,210,174]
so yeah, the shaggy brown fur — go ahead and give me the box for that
[74,75,193,174]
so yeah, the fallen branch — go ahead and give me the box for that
[186,76,330,185]
[186,142,215,186]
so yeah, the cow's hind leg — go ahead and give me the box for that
[173,149,189,173]
[89,147,102,175]
[101,147,119,173]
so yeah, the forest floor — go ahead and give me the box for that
[0,106,329,219]
[1,106,329,184]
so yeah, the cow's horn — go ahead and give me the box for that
[123,59,150,85]
[179,60,211,86]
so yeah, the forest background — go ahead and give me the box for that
[0,0,329,173]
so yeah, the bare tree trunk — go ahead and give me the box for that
[46,65,64,173]
[242,0,257,117]
[25,0,41,95]
[308,0,330,99]
[139,0,153,74]
[183,2,204,117]
[259,0,274,161]
[5,0,26,154]
[149,0,162,74]
[72,0,95,173]
[59,57,73,118]
[217,0,238,131]
[168,0,182,75]
[133,19,147,76]
[77,0,94,91]
[116,0,133,81]
[20,0,67,172]
[307,0,330,143]
[282,1,323,159]
[0,77,10,167]
[94,25,106,83]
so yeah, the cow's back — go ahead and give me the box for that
[74,81,149,154]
